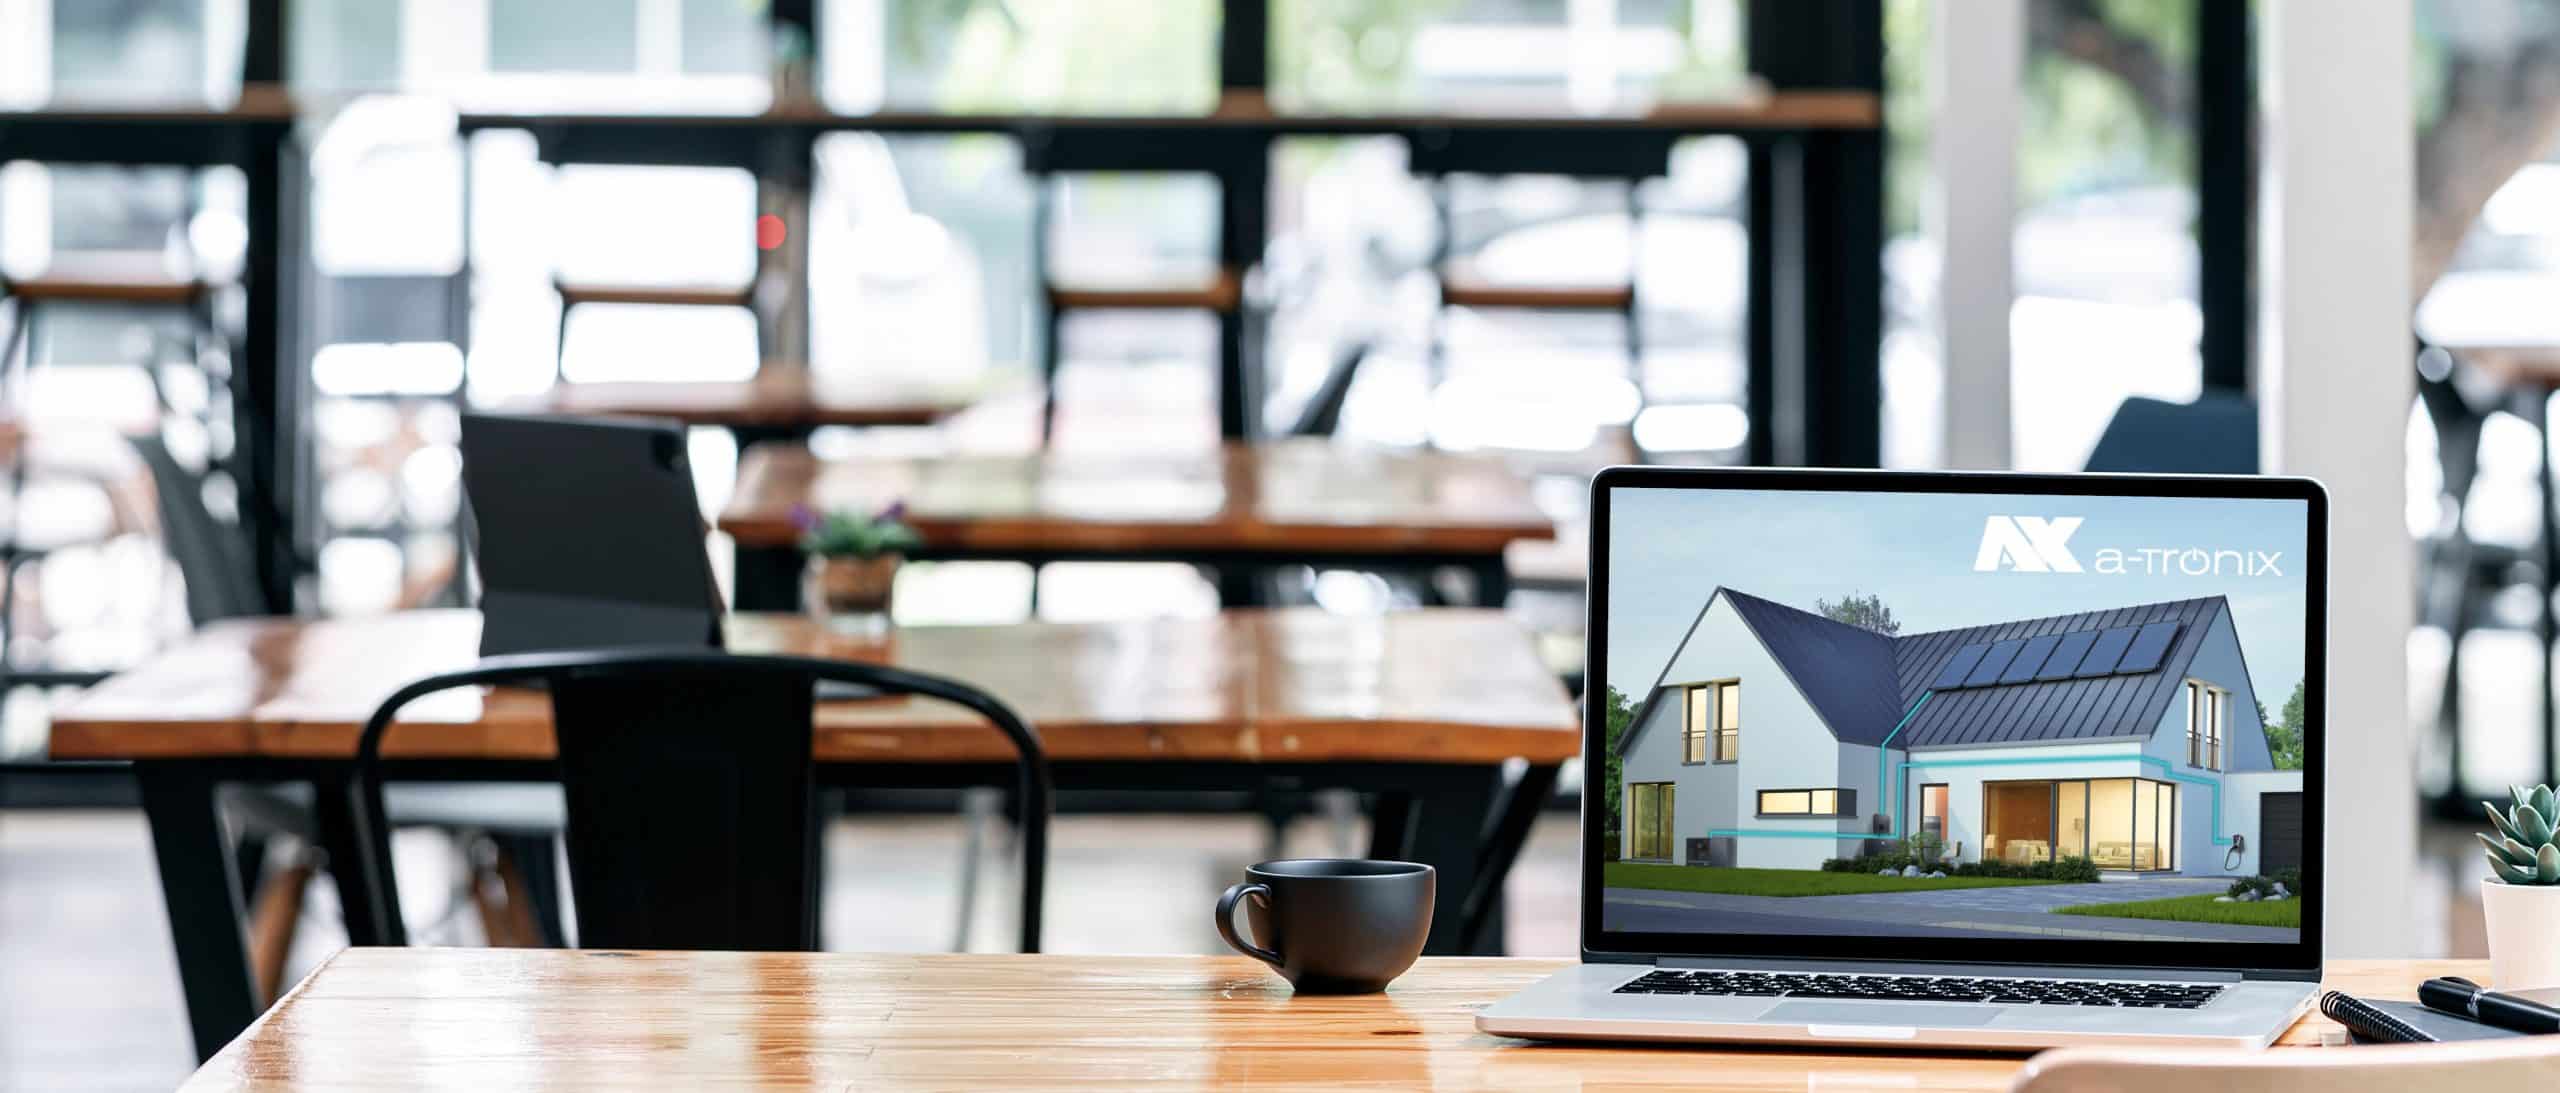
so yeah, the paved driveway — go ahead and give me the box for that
[1804,876,2229,915]
[1601,876,2295,944]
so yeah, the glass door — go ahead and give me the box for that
[1629,783,1675,860]
[2056,780,2090,861]
[2089,778,2134,869]
[1920,783,1949,857]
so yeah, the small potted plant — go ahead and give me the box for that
[795,502,921,633]
[2479,782,2560,989]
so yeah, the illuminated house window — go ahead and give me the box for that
[1757,788,1853,818]
[1684,681,1739,764]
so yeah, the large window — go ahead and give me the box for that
[1628,782,1676,861]
[1983,781,2056,865]
[1683,681,1739,764]
[2186,679,2228,770]
[2086,777,2177,871]
[1985,777,2174,871]
[1757,788,1854,818]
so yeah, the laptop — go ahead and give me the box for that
[460,412,726,658]
[1478,467,2326,1050]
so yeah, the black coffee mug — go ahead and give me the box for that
[1216,858,1434,994]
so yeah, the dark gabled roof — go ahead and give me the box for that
[1887,596,2227,748]
[1621,589,2237,756]
[1718,590,1909,746]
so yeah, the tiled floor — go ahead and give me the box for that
[0,807,1583,1091]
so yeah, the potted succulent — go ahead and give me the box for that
[2480,783,2560,989]
[795,502,922,633]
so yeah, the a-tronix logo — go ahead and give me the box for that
[1973,515,2284,577]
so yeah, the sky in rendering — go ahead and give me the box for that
[1605,486,2312,710]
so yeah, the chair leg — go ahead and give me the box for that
[553,300,571,385]
[232,831,271,907]
[1033,176,1061,445]
[0,553,20,672]
[490,832,566,948]
[468,835,548,948]
[244,851,315,1004]
[1426,175,1451,396]
[0,300,29,408]
[952,787,1001,952]
[1624,174,1646,456]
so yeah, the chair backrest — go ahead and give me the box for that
[2083,392,2259,475]
[128,434,270,623]
[350,649,1051,953]
[2012,1036,2560,1092]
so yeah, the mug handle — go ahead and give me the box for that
[1216,881,1283,968]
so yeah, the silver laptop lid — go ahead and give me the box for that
[1581,467,2324,979]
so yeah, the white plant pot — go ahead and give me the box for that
[2482,878,2560,990]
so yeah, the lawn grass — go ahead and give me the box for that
[1603,861,2062,898]
[2052,892,2302,929]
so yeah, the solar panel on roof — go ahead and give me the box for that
[2114,620,2182,674]
[1962,638,2028,687]
[2034,630,2099,681]
[1999,633,2064,684]
[1931,642,1991,689]
[2072,626,2142,678]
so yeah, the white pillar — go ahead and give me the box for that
[2262,0,2417,956]
[1932,0,2021,470]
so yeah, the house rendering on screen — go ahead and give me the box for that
[1614,589,2303,877]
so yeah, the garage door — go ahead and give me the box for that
[2257,792,2304,875]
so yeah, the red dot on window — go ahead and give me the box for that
[756,214,787,250]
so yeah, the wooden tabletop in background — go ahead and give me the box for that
[48,609,1578,765]
[718,441,1557,553]
[452,88,1882,132]
[179,951,2480,1092]
[533,370,980,430]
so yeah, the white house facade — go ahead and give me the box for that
[1617,589,2304,878]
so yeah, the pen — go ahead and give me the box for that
[2417,976,2560,1035]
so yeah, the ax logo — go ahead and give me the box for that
[1972,516,2084,573]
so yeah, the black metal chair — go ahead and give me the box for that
[2082,392,2259,475]
[349,649,1052,953]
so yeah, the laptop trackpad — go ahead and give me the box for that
[1760,1001,2002,1029]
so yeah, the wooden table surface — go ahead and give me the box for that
[0,83,298,122]
[532,370,980,430]
[47,608,1579,765]
[453,88,1881,132]
[717,440,1557,554]
[183,951,2480,1092]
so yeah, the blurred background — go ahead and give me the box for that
[0,0,2534,1085]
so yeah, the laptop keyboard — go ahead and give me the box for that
[1613,970,2223,1009]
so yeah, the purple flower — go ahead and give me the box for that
[877,500,908,524]
[789,503,818,533]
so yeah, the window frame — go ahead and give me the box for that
[2186,679,2227,772]
[1755,786,1856,818]
[1679,679,1741,765]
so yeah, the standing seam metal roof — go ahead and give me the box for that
[1629,589,2230,753]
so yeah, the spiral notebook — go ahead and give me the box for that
[2319,991,2536,1044]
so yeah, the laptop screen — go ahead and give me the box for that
[1587,469,2321,970]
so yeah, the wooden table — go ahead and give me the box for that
[715,440,1557,610]
[50,608,1579,1061]
[530,369,980,444]
[182,951,2476,1091]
